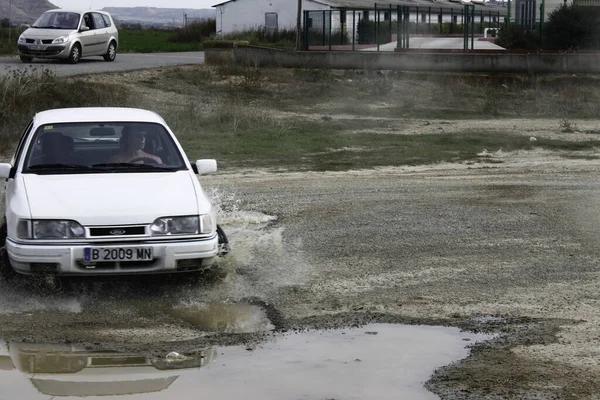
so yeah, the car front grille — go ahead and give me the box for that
[18,45,64,56]
[89,226,147,237]
[76,260,157,270]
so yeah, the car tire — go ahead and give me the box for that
[19,55,33,63]
[68,43,81,64]
[217,224,230,256]
[103,41,117,62]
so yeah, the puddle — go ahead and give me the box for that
[168,303,274,333]
[0,323,492,399]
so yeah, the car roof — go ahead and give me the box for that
[33,107,166,126]
[45,9,111,15]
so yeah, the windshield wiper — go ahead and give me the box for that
[92,163,180,171]
[37,25,60,29]
[27,164,102,173]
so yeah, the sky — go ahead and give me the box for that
[50,0,216,10]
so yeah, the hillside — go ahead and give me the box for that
[102,7,216,27]
[0,0,57,24]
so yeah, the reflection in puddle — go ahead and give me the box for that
[0,340,214,397]
[169,303,274,333]
[0,323,492,399]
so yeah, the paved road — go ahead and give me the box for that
[363,37,505,51]
[0,51,205,77]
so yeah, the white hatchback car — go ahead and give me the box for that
[17,9,118,64]
[0,107,229,278]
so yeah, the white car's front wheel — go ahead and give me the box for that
[103,41,117,62]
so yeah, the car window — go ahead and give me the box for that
[101,14,112,27]
[92,13,106,29]
[21,122,187,174]
[82,13,95,30]
[31,11,80,30]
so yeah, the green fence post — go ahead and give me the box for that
[329,10,332,50]
[304,10,309,49]
[471,5,474,49]
[353,9,356,50]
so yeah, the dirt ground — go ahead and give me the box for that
[1,68,600,399]
[1,148,599,398]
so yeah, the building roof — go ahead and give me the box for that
[313,0,507,13]
[213,0,329,7]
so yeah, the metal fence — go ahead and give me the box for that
[303,5,503,51]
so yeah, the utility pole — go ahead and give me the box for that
[296,0,302,50]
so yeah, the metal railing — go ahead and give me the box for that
[303,5,503,51]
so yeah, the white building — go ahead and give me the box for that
[213,0,508,36]
[213,0,330,35]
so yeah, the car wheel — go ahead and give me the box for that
[217,224,230,256]
[68,43,81,64]
[103,41,117,62]
[19,55,33,63]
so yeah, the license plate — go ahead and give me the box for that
[31,45,46,50]
[84,247,153,262]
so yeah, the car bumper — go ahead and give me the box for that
[17,44,68,59]
[5,236,219,276]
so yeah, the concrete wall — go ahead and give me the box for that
[205,46,600,74]
[215,0,329,35]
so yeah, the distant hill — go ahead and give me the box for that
[0,0,57,24]
[101,7,216,28]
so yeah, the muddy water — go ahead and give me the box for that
[0,321,492,400]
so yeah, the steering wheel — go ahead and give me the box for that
[129,157,161,166]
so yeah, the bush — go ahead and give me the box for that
[170,19,216,43]
[219,26,298,48]
[543,4,600,50]
[357,20,393,44]
[495,23,539,50]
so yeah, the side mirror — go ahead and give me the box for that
[193,159,217,175]
[0,163,12,179]
[79,26,90,32]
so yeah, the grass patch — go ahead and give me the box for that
[148,66,600,120]
[170,110,600,170]
[118,29,202,53]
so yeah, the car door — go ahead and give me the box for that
[77,12,99,56]
[92,13,110,55]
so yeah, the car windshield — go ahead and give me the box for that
[31,11,80,30]
[22,122,187,174]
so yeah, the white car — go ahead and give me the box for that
[17,9,118,64]
[0,107,229,279]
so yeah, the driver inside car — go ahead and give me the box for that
[108,127,162,164]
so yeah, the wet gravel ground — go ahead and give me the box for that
[1,155,600,398]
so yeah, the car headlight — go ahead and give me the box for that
[52,35,69,44]
[18,35,26,43]
[17,219,85,240]
[150,215,212,236]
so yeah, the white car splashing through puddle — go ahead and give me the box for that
[0,107,230,280]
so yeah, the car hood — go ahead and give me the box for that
[22,28,75,40]
[21,171,207,226]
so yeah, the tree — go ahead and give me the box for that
[543,4,600,50]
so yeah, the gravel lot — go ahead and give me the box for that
[0,149,598,397]
[0,63,599,398]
